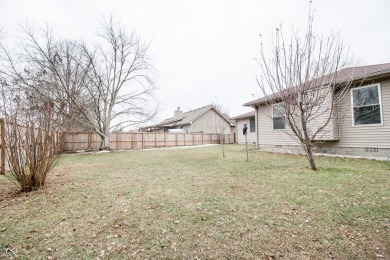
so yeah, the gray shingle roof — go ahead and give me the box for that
[244,63,390,107]
[232,110,256,120]
[153,105,235,128]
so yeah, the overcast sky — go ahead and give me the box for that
[0,0,389,123]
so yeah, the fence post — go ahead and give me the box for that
[192,134,194,146]
[88,132,92,149]
[175,133,178,147]
[115,133,119,150]
[142,133,144,149]
[155,132,157,148]
[202,133,204,145]
[0,118,5,175]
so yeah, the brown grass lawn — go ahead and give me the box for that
[0,145,389,259]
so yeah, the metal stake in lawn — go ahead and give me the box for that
[243,123,248,162]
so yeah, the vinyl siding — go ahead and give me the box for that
[257,105,300,146]
[186,109,232,134]
[307,86,339,141]
[236,118,257,144]
[256,79,390,149]
[256,87,339,145]
[322,80,390,148]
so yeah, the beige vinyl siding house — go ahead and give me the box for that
[313,80,390,152]
[232,110,257,145]
[257,104,300,146]
[245,63,390,158]
[307,86,340,141]
[181,109,234,134]
[141,105,235,134]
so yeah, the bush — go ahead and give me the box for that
[2,102,65,192]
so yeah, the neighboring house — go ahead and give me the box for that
[244,63,390,158]
[232,110,256,145]
[141,105,235,134]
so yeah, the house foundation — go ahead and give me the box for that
[257,144,390,160]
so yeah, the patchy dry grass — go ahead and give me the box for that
[0,145,389,259]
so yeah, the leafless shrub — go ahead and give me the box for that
[0,88,66,192]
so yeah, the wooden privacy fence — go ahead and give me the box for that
[63,132,235,151]
[0,117,235,174]
[0,118,64,175]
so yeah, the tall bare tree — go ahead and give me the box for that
[0,23,90,129]
[78,15,157,149]
[0,16,158,150]
[257,12,353,170]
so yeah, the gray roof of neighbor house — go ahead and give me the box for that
[244,63,390,107]
[232,110,256,120]
[149,105,235,129]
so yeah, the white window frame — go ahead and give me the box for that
[350,83,383,127]
[249,118,256,132]
[272,103,286,130]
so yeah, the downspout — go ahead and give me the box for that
[336,90,341,140]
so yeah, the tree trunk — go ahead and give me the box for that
[220,133,225,158]
[299,105,318,171]
[305,142,317,171]
[99,134,110,150]
[99,116,111,150]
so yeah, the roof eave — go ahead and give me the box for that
[244,69,390,107]
[243,102,257,107]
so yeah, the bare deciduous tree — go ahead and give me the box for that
[0,23,90,130]
[78,15,158,149]
[207,103,232,158]
[0,16,158,150]
[257,12,353,170]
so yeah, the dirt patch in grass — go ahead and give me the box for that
[0,145,389,259]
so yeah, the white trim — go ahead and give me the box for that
[350,83,383,127]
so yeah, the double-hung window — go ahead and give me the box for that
[249,118,256,132]
[273,103,286,130]
[351,84,382,126]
